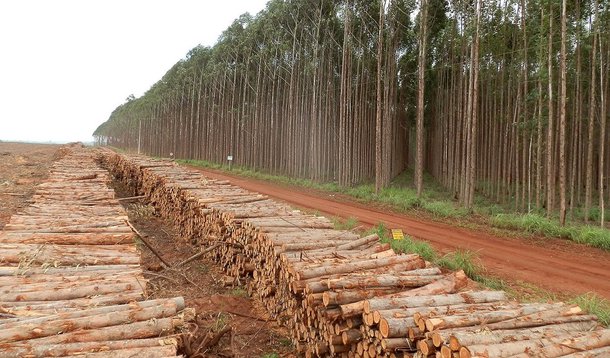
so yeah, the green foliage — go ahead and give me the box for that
[435,250,482,280]
[574,206,610,223]
[212,312,229,332]
[261,354,279,358]
[421,201,468,218]
[278,338,293,347]
[95,0,610,261]
[371,224,506,290]
[571,227,610,250]
[389,236,437,262]
[366,223,436,261]
[229,287,248,297]
[332,216,359,230]
[133,236,145,251]
[492,213,610,250]
[476,276,508,291]
[491,213,573,237]
[366,222,390,240]
[571,293,610,327]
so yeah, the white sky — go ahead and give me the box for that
[0,0,268,143]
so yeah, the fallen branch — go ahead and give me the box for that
[204,326,232,349]
[126,220,171,267]
[174,244,220,268]
[118,195,146,202]
[143,270,180,284]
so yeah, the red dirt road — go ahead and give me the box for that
[185,166,610,300]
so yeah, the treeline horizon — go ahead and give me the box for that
[94,0,610,227]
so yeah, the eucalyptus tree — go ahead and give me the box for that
[93,0,610,225]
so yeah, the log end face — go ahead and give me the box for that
[379,318,390,338]
[459,346,473,358]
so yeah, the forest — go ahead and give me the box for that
[93,0,610,227]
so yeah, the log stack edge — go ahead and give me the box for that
[0,146,188,358]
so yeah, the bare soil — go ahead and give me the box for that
[0,142,61,228]
[113,181,295,358]
[184,166,610,300]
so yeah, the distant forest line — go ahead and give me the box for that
[94,0,610,226]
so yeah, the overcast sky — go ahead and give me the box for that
[0,0,268,143]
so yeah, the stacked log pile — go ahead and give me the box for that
[0,147,188,357]
[101,151,610,358]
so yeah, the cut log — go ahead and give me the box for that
[327,274,444,290]
[50,345,177,357]
[363,290,507,314]
[444,320,599,351]
[379,317,416,338]
[460,329,610,358]
[0,337,178,358]
[296,254,423,280]
[0,300,180,343]
[424,303,570,331]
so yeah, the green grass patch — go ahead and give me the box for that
[229,287,248,297]
[571,293,610,327]
[572,226,610,250]
[332,216,359,231]
[435,250,509,290]
[574,206,610,223]
[278,338,293,348]
[211,312,229,331]
[421,200,468,218]
[476,276,509,291]
[369,223,504,289]
[368,223,436,262]
[435,250,482,279]
[364,223,503,289]
[491,213,573,237]
[365,222,390,240]
[492,213,610,250]
[261,354,279,358]
[381,235,437,262]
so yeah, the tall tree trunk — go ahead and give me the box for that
[558,0,567,226]
[375,0,385,194]
[585,12,598,223]
[415,0,428,197]
[463,0,480,209]
[600,30,607,228]
[546,4,555,217]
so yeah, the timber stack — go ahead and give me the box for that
[101,151,610,358]
[0,146,189,357]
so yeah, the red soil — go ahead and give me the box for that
[185,165,610,300]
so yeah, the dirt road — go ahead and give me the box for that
[185,165,610,300]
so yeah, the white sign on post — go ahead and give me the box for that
[227,155,233,161]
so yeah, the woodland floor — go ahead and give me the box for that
[183,165,610,301]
